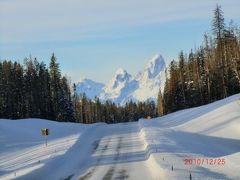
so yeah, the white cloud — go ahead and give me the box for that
[0,0,239,43]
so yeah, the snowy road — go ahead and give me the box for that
[78,123,163,180]
[12,122,164,180]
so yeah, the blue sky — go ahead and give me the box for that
[0,0,240,83]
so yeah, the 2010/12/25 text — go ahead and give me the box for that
[184,158,225,166]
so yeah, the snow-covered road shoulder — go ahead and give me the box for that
[0,119,90,180]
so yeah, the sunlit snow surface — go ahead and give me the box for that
[0,94,240,179]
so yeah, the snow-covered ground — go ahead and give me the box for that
[0,93,240,180]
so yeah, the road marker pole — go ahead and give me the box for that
[41,128,49,147]
[45,136,47,147]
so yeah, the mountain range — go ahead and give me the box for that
[76,54,166,105]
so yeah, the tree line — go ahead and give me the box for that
[0,55,157,122]
[157,5,240,115]
[0,54,75,121]
[72,91,157,123]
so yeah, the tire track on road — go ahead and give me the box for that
[103,136,129,180]
[79,137,111,180]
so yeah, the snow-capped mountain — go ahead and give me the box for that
[76,78,104,99]
[129,54,166,103]
[76,54,166,105]
[99,68,133,102]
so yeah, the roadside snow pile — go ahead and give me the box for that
[139,93,240,179]
[0,119,89,180]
